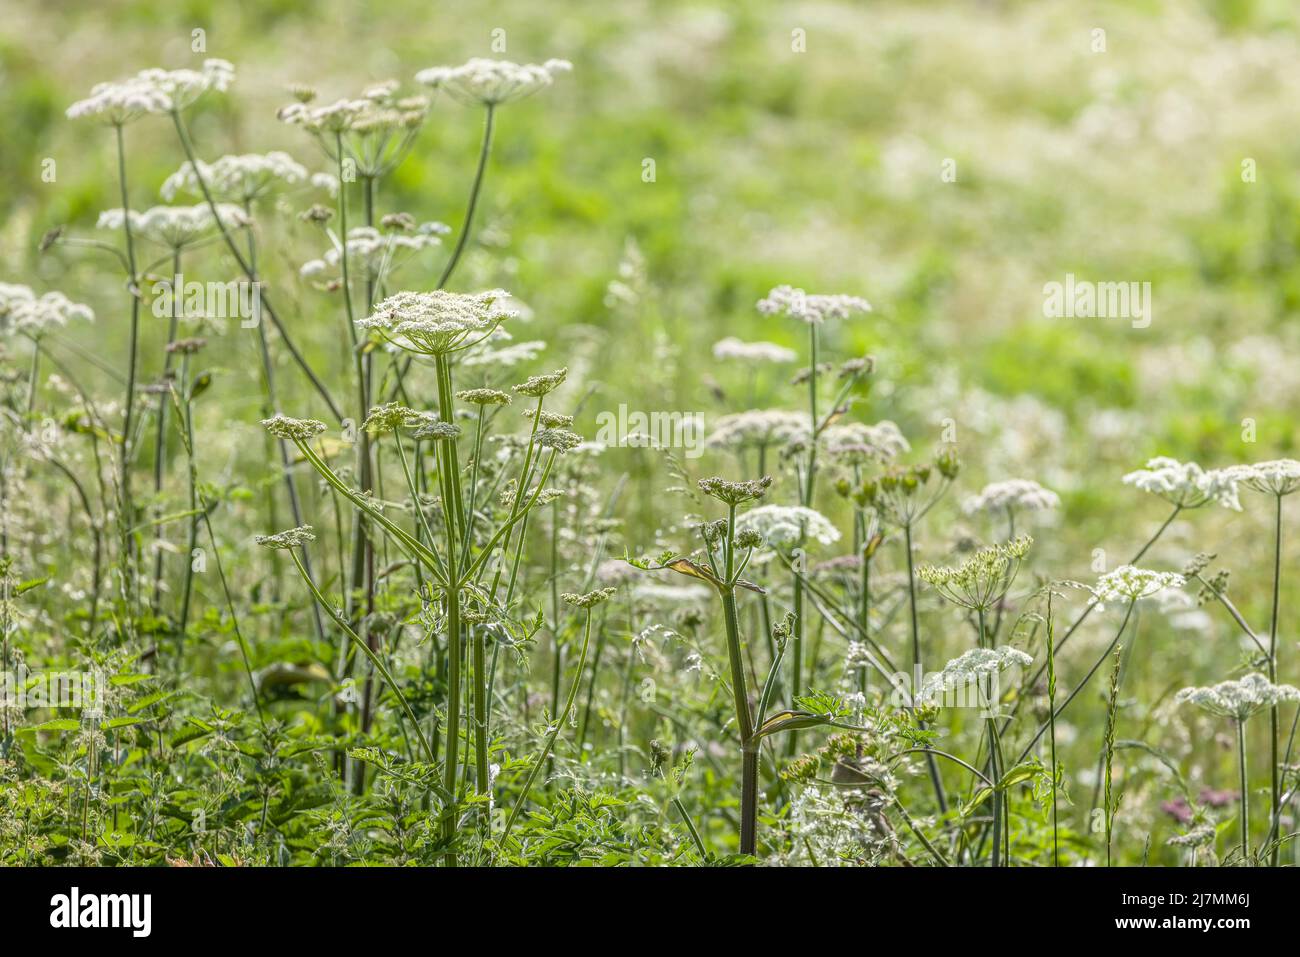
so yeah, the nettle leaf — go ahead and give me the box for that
[23,718,81,733]
[16,577,49,595]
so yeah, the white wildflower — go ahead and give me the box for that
[735,505,841,548]
[161,152,332,203]
[358,289,515,355]
[1176,673,1300,721]
[415,57,572,106]
[97,204,250,249]
[1090,565,1185,606]
[756,285,871,324]
[1122,457,1240,510]
[821,421,910,462]
[921,646,1033,701]
[711,337,797,363]
[67,60,233,123]
[0,284,94,337]
[963,479,1060,515]
[704,409,809,451]
[1222,459,1300,498]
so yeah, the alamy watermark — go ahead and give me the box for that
[1043,273,1152,328]
[1,666,105,710]
[594,404,705,458]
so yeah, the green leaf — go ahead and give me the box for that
[25,718,81,733]
[751,710,829,740]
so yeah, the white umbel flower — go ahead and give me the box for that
[963,479,1060,515]
[300,224,448,283]
[1089,565,1185,605]
[1176,673,1300,721]
[358,289,515,355]
[415,58,572,106]
[97,204,250,250]
[821,421,910,462]
[704,409,809,450]
[1122,457,1239,510]
[0,284,94,337]
[1223,459,1300,498]
[734,505,841,548]
[161,152,331,203]
[756,285,871,324]
[921,646,1033,701]
[711,337,797,363]
[67,60,233,123]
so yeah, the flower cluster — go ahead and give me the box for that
[300,223,448,284]
[97,204,250,250]
[711,337,797,363]
[161,152,335,204]
[67,60,234,123]
[920,647,1033,701]
[415,57,572,106]
[1176,673,1300,721]
[698,475,773,507]
[357,289,514,355]
[734,505,841,549]
[756,285,872,324]
[1090,565,1185,605]
[1122,457,1239,510]
[262,414,327,441]
[705,409,809,451]
[254,525,316,549]
[962,478,1060,516]
[917,536,1033,611]
[0,284,94,338]
[1223,459,1300,498]
[820,421,910,463]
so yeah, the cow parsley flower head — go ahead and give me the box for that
[362,403,425,434]
[254,525,316,549]
[300,224,447,285]
[1122,457,1240,510]
[918,536,1033,611]
[562,587,616,609]
[536,427,583,452]
[415,57,572,106]
[161,152,331,204]
[698,475,773,507]
[279,80,429,176]
[514,367,569,397]
[1222,459,1300,498]
[735,505,841,549]
[920,647,1033,702]
[262,414,327,441]
[413,421,462,441]
[67,60,233,124]
[456,388,511,407]
[357,289,514,355]
[0,284,94,338]
[1176,673,1300,721]
[97,204,250,250]
[705,410,809,451]
[963,479,1060,516]
[757,285,871,324]
[820,421,910,463]
[1090,565,1185,606]
[711,337,798,363]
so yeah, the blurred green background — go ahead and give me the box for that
[4,0,1300,859]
